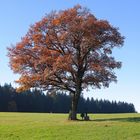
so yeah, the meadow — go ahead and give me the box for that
[0,112,140,140]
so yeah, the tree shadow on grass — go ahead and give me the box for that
[93,117,140,123]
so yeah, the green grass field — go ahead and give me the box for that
[0,113,140,140]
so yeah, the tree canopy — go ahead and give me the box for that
[8,5,124,120]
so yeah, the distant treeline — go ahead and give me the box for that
[0,84,136,113]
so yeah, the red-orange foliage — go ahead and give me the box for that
[8,5,124,120]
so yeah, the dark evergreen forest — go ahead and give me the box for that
[0,84,136,113]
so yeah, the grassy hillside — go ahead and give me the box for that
[0,113,140,140]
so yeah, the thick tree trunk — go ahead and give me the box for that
[68,62,83,120]
[68,87,81,120]
[68,95,79,120]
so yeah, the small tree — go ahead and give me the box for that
[8,5,124,120]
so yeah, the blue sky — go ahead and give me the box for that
[0,0,140,112]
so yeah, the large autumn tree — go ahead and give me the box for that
[8,5,124,120]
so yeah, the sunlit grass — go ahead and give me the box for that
[0,112,140,140]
